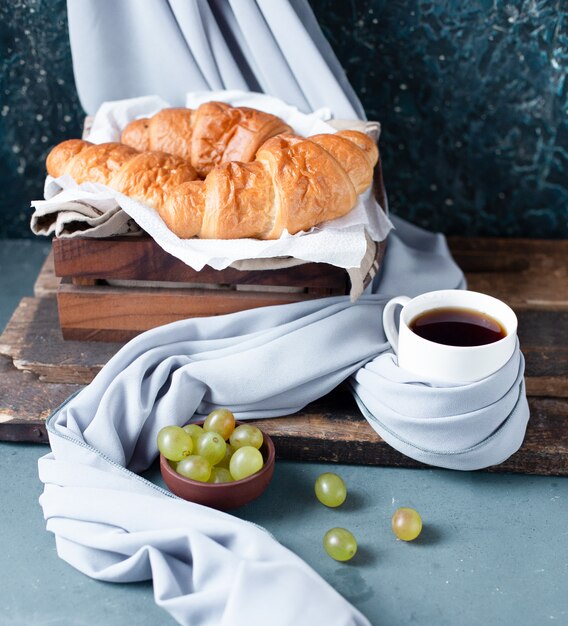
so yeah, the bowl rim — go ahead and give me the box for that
[160,421,275,489]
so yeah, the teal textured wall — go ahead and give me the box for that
[316,0,567,237]
[0,0,566,238]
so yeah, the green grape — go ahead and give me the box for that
[229,446,264,481]
[216,443,235,469]
[314,473,347,508]
[203,408,236,440]
[182,423,204,447]
[229,424,263,450]
[209,467,234,484]
[323,528,357,562]
[176,455,211,482]
[157,425,193,462]
[196,431,227,466]
[391,507,423,541]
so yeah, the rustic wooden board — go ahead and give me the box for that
[0,355,81,443]
[1,237,567,475]
[33,250,59,297]
[252,390,568,476]
[0,297,121,383]
[449,237,568,310]
[1,295,566,397]
[0,363,565,475]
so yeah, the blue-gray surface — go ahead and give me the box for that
[1,0,567,239]
[1,239,567,625]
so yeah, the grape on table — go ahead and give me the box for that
[392,507,423,541]
[323,528,358,562]
[315,472,347,508]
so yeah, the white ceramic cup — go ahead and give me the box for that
[382,289,518,383]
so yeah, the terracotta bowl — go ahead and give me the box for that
[160,422,275,511]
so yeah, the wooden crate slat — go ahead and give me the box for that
[52,236,350,290]
[56,280,325,342]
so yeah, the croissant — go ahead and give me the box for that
[46,129,378,240]
[120,102,293,178]
[46,140,200,210]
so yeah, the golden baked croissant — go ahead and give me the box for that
[120,102,293,178]
[46,129,378,240]
[46,140,200,209]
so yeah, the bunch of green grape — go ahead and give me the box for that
[314,471,423,562]
[157,408,265,483]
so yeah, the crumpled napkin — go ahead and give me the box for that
[30,176,141,238]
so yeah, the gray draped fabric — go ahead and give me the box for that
[67,0,365,119]
[38,222,528,625]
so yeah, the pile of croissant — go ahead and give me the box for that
[46,101,378,240]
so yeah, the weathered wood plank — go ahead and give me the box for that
[1,366,566,476]
[448,237,568,310]
[33,250,59,297]
[1,295,565,395]
[250,393,568,475]
[0,297,121,383]
[0,355,81,443]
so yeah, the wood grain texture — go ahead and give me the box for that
[249,391,568,475]
[1,367,566,475]
[52,237,385,341]
[52,236,350,289]
[56,279,327,342]
[448,237,568,310]
[33,250,59,297]
[0,297,120,383]
[0,355,81,443]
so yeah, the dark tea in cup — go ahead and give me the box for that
[409,307,507,347]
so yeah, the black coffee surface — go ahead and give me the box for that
[409,307,506,347]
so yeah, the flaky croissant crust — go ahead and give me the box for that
[120,102,293,178]
[47,125,378,240]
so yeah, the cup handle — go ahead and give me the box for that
[382,296,411,354]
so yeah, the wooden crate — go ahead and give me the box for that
[52,236,367,341]
[51,138,389,342]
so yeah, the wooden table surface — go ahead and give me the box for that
[0,237,567,475]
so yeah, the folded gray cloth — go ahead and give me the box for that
[38,216,529,625]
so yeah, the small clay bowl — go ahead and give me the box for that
[160,422,275,511]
